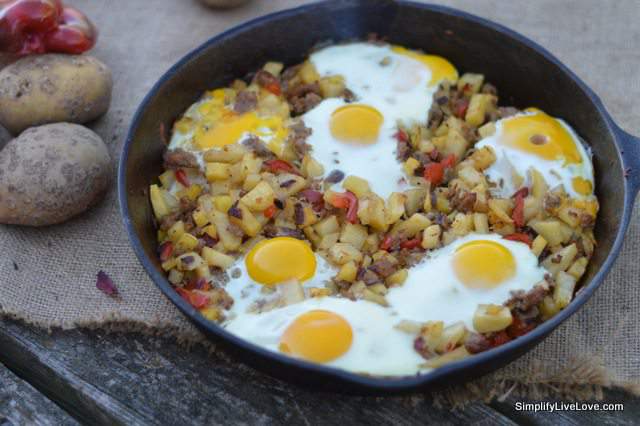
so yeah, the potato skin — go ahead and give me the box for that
[0,123,111,226]
[0,54,112,135]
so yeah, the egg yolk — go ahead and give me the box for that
[391,45,459,86]
[500,112,583,166]
[572,177,593,196]
[330,104,383,144]
[453,240,515,289]
[279,310,353,363]
[245,237,316,285]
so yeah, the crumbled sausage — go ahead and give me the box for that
[234,90,257,114]
[163,148,199,169]
[464,333,492,354]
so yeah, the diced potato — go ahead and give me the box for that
[394,320,423,335]
[488,198,514,223]
[301,154,324,178]
[202,224,217,239]
[422,346,470,369]
[362,233,380,253]
[392,213,431,238]
[420,321,444,352]
[242,173,262,191]
[531,235,548,257]
[240,181,275,212]
[209,180,233,196]
[177,252,204,271]
[263,61,284,77]
[539,295,560,320]
[434,189,451,213]
[405,187,427,216]
[457,166,485,187]
[421,224,441,249]
[465,94,497,126]
[477,122,496,139]
[553,271,577,309]
[276,279,305,306]
[203,144,246,163]
[150,184,170,219]
[158,170,176,188]
[299,61,320,84]
[175,233,199,252]
[240,153,263,178]
[403,157,421,176]
[435,322,467,353]
[229,202,262,237]
[362,288,388,306]
[274,173,307,196]
[328,243,363,265]
[167,220,186,243]
[303,226,321,247]
[529,219,573,246]
[342,175,370,198]
[167,269,183,285]
[473,213,489,233]
[556,203,584,228]
[451,213,473,236]
[212,211,242,251]
[309,287,332,298]
[369,283,388,296]
[318,232,340,250]
[473,304,513,333]
[195,264,211,279]
[212,195,233,213]
[161,257,177,271]
[442,128,469,160]
[318,75,345,98]
[193,208,209,228]
[201,246,234,269]
[176,183,203,202]
[542,243,578,276]
[337,261,358,282]
[386,268,408,287]
[205,162,230,182]
[441,230,458,246]
[530,169,548,199]
[457,73,484,94]
[357,194,388,232]
[386,192,406,224]
[567,257,588,281]
[314,215,340,236]
[339,223,368,250]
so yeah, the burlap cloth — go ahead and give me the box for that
[1,0,639,404]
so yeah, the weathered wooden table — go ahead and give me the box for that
[1,318,638,425]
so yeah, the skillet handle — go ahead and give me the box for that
[614,124,640,198]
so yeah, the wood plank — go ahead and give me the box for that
[0,319,515,426]
[0,362,78,426]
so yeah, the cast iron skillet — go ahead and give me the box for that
[119,0,640,394]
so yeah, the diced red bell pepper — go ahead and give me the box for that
[394,129,408,143]
[400,237,421,250]
[489,330,511,348]
[424,161,445,186]
[441,153,456,169]
[158,241,173,262]
[506,316,536,339]
[454,98,470,118]
[328,191,358,224]
[176,288,210,309]
[174,169,190,187]
[380,234,394,251]
[263,159,301,176]
[263,204,277,218]
[511,187,529,228]
[264,82,281,96]
[503,232,532,247]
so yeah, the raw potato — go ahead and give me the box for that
[0,54,113,135]
[0,123,111,226]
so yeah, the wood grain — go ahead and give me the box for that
[0,362,77,426]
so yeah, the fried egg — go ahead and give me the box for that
[168,88,289,166]
[476,110,595,198]
[387,233,547,331]
[222,233,546,375]
[302,43,458,199]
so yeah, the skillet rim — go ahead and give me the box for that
[118,0,637,392]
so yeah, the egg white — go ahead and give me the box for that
[475,113,594,198]
[386,233,547,332]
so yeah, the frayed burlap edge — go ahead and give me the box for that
[3,306,637,407]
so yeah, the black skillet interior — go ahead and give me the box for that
[121,0,638,394]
